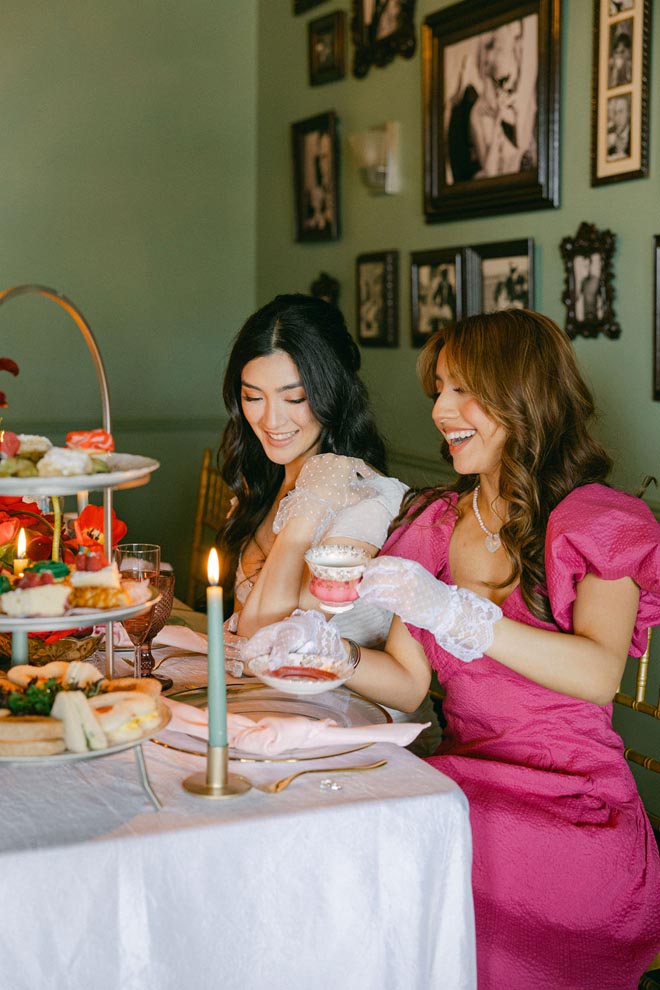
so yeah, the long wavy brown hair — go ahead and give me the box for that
[398,309,613,622]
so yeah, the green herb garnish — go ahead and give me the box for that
[7,677,61,715]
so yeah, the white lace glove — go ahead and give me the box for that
[273,453,378,544]
[242,608,347,668]
[357,557,502,662]
[326,476,409,549]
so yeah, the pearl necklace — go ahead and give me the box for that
[472,485,502,553]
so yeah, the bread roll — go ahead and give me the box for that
[0,714,64,741]
[99,676,162,698]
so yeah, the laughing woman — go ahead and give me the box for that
[217,293,440,752]
[246,309,660,988]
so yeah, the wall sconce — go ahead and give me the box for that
[348,121,400,195]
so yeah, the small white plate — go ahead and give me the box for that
[247,652,356,695]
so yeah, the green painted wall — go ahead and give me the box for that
[0,0,258,585]
[256,0,660,501]
[256,0,660,813]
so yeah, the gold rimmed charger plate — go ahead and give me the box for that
[152,685,391,764]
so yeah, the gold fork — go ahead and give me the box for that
[250,759,387,794]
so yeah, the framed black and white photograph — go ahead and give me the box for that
[356,250,399,347]
[291,111,340,242]
[309,11,346,86]
[410,248,463,347]
[351,0,416,79]
[560,221,620,339]
[591,0,650,186]
[465,238,534,316]
[422,0,561,223]
[294,0,330,14]
[654,236,660,401]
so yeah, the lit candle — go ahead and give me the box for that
[206,548,227,748]
[13,528,28,577]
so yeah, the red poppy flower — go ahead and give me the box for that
[0,497,48,530]
[0,517,19,546]
[74,504,127,551]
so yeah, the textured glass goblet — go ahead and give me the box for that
[141,571,175,688]
[114,543,160,679]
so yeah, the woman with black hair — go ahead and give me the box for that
[217,293,440,748]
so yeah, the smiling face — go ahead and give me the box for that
[240,351,322,476]
[431,347,507,486]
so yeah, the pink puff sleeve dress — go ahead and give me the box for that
[381,483,660,990]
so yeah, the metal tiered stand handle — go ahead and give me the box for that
[0,285,162,810]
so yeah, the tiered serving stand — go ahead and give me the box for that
[0,284,166,807]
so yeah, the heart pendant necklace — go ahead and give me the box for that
[472,485,502,553]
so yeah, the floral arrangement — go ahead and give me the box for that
[0,498,127,573]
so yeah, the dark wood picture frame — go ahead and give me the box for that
[591,0,651,186]
[560,221,620,340]
[291,111,340,243]
[351,0,417,79]
[422,0,561,223]
[410,247,464,347]
[309,11,346,86]
[464,238,534,316]
[294,0,329,14]
[356,250,399,347]
[654,236,660,400]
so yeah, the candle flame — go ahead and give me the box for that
[17,527,26,558]
[207,547,220,585]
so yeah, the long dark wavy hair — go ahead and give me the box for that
[218,293,387,572]
[399,309,613,622]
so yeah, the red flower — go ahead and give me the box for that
[0,517,19,546]
[0,497,48,531]
[0,357,19,408]
[74,504,127,552]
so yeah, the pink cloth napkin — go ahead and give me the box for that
[102,623,209,652]
[163,697,430,756]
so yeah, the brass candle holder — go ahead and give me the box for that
[183,744,251,799]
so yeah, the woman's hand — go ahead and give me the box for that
[357,556,503,662]
[242,608,346,667]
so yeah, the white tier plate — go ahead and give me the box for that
[0,700,171,764]
[0,587,160,632]
[0,453,159,495]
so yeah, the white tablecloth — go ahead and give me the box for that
[0,634,476,990]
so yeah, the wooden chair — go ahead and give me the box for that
[615,629,659,827]
[185,448,233,613]
[614,628,660,987]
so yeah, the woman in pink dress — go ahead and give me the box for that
[245,309,660,988]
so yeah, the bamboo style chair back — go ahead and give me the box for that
[615,628,659,831]
[186,448,233,612]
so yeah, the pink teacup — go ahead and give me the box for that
[304,544,371,614]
